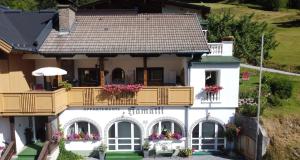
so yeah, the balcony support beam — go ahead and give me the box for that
[143,57,148,86]
[99,57,105,87]
[56,57,62,87]
[9,117,16,154]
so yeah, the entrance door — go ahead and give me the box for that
[35,116,48,142]
[78,68,99,86]
[108,121,141,151]
[191,121,225,151]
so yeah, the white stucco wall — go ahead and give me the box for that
[190,63,240,108]
[14,117,30,153]
[58,106,235,151]
[0,117,11,149]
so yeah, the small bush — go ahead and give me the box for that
[57,139,83,160]
[178,149,193,157]
[239,104,265,117]
[267,95,283,106]
[269,78,292,99]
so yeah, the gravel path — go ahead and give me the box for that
[241,63,300,76]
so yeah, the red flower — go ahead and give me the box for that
[203,85,223,94]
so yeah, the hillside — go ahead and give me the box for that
[194,2,300,72]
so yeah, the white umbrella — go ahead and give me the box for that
[32,67,67,77]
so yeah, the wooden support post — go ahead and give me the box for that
[143,57,148,86]
[99,57,105,86]
[46,117,52,141]
[56,57,62,87]
[9,117,16,154]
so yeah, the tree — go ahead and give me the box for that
[207,11,278,65]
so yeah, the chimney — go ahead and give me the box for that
[57,4,76,33]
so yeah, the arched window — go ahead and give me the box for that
[151,120,183,136]
[192,121,225,151]
[108,121,141,151]
[67,121,99,141]
[112,68,125,84]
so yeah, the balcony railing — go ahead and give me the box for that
[0,89,68,116]
[207,43,223,56]
[202,91,221,102]
[0,86,193,115]
[68,86,194,107]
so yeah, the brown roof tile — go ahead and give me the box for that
[39,13,209,55]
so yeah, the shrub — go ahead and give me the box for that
[239,104,265,117]
[262,0,289,10]
[267,95,283,106]
[178,148,193,157]
[269,78,292,99]
[57,139,83,160]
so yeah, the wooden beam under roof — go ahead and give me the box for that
[0,39,12,54]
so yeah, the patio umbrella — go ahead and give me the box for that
[32,67,67,77]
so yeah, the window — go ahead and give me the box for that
[108,121,141,151]
[136,68,163,85]
[205,71,218,86]
[66,121,99,141]
[151,120,182,136]
[191,121,225,151]
[112,68,125,84]
[78,68,99,86]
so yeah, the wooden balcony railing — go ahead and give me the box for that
[0,141,15,160]
[0,89,68,116]
[68,86,194,107]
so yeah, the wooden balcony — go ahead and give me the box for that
[0,86,193,115]
[0,89,68,116]
[68,86,194,107]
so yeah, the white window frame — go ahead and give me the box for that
[151,120,182,135]
[108,121,141,151]
[191,121,226,151]
[68,121,97,136]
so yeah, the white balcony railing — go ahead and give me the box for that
[202,91,221,102]
[207,43,223,56]
[207,41,233,56]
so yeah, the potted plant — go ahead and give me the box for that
[143,141,150,158]
[98,143,107,160]
[225,123,240,157]
[178,148,193,157]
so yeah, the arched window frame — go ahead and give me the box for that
[66,121,100,141]
[112,68,125,84]
[151,120,183,135]
[191,120,226,151]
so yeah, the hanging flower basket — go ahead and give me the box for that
[148,132,182,141]
[203,85,223,94]
[103,84,143,98]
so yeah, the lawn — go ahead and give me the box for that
[193,2,300,67]
[239,67,300,117]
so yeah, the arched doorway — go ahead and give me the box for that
[108,121,141,151]
[112,68,125,84]
[191,121,225,151]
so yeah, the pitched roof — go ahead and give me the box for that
[0,10,56,52]
[39,13,209,55]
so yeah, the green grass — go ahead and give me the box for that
[105,152,143,160]
[193,3,300,67]
[239,67,300,117]
[17,142,44,160]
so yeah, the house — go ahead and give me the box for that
[0,1,240,159]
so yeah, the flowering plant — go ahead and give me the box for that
[66,132,100,141]
[103,84,143,96]
[52,130,63,143]
[225,123,241,142]
[203,85,223,94]
[148,132,182,141]
[0,146,4,150]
